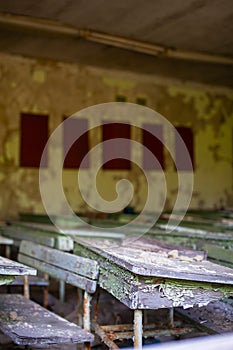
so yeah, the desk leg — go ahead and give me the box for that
[134,309,143,349]
[23,276,30,299]
[59,280,65,315]
[43,273,49,308]
[77,288,83,327]
[59,280,65,303]
[5,245,11,259]
[83,291,92,350]
[168,308,174,327]
[83,291,92,332]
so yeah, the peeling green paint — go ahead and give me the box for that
[159,278,232,307]
[0,275,14,285]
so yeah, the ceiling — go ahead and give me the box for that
[0,0,233,87]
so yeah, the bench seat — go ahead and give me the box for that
[18,240,99,293]
[0,294,94,346]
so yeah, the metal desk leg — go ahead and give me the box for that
[83,291,92,350]
[59,280,65,315]
[5,245,11,259]
[83,291,92,331]
[77,288,83,327]
[168,308,174,327]
[43,273,49,308]
[59,280,65,303]
[23,276,30,299]
[134,309,143,349]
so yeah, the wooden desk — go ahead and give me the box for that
[0,257,94,348]
[2,221,124,252]
[0,255,36,286]
[73,236,233,349]
[2,221,73,251]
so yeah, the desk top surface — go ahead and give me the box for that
[0,256,37,276]
[73,236,233,285]
[0,235,13,245]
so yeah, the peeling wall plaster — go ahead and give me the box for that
[0,52,232,219]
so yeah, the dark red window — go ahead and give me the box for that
[115,95,127,102]
[20,113,48,168]
[63,117,89,169]
[175,127,194,171]
[102,122,131,170]
[136,97,147,106]
[142,124,164,170]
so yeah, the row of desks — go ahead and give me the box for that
[1,211,233,348]
[2,213,233,270]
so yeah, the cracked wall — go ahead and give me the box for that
[0,52,232,219]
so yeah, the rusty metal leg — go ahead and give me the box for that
[83,291,92,332]
[77,288,83,327]
[43,273,49,308]
[5,245,11,259]
[23,276,30,299]
[83,291,92,350]
[84,342,91,350]
[134,309,143,349]
[92,321,119,349]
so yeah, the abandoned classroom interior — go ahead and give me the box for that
[0,1,232,349]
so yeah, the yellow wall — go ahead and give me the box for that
[0,52,232,219]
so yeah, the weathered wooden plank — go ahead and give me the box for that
[0,235,13,245]
[148,228,233,250]
[98,266,233,309]
[13,220,125,239]
[0,294,94,345]
[54,215,90,228]
[157,223,232,235]
[8,221,59,232]
[2,224,73,251]
[164,209,233,220]
[0,256,36,276]
[122,236,207,259]
[159,214,233,232]
[18,254,97,293]
[201,243,233,265]
[66,227,125,239]
[19,240,99,279]
[2,226,55,247]
[54,234,73,250]
[73,237,233,284]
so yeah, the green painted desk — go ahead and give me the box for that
[73,236,233,349]
[2,221,74,251]
[2,221,123,303]
[0,255,36,286]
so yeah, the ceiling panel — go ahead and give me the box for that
[0,0,232,87]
